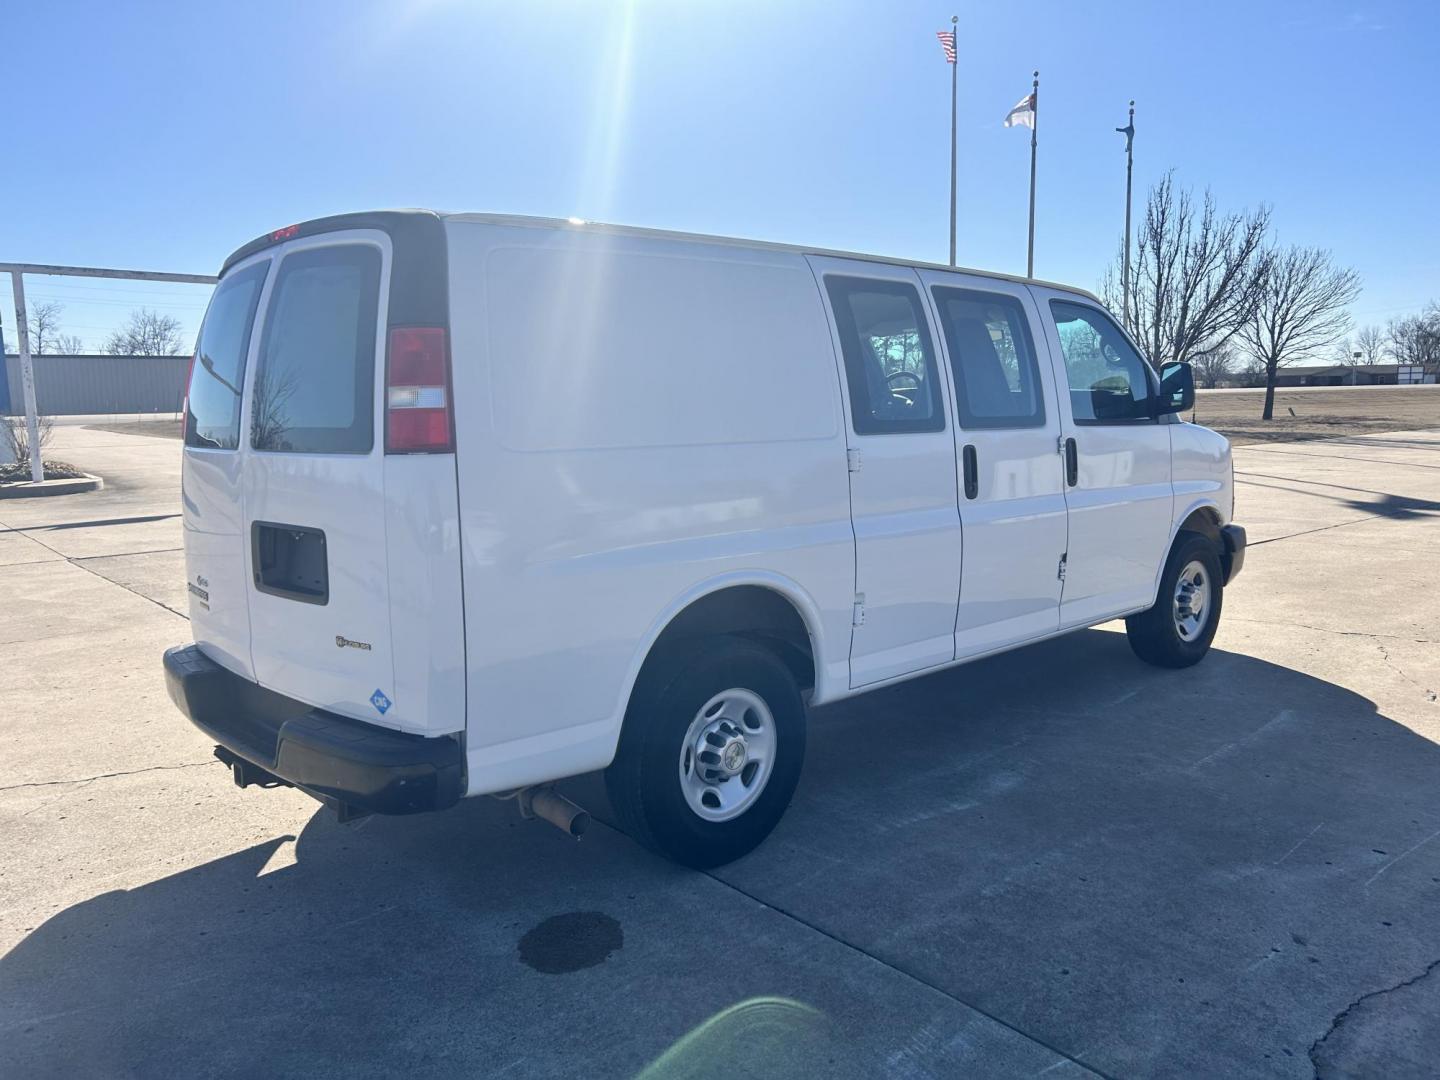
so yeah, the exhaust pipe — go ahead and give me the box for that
[517,785,590,839]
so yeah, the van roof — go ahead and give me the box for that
[221,209,1103,305]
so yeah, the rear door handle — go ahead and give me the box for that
[1064,437,1078,487]
[962,444,979,500]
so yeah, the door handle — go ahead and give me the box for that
[962,444,979,500]
[1064,437,1078,487]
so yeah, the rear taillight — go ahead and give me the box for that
[386,326,454,453]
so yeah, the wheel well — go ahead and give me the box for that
[642,586,815,693]
[1177,506,1222,547]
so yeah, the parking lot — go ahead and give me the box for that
[3,416,1439,1078]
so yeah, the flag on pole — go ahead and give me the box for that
[1003,92,1036,129]
[935,30,956,63]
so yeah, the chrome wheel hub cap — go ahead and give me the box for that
[1172,560,1211,641]
[679,688,776,822]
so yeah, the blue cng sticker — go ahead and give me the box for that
[370,689,392,715]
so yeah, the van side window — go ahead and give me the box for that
[825,276,945,435]
[185,261,268,450]
[931,287,1045,428]
[1049,300,1154,424]
[251,245,382,454]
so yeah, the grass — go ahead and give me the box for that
[1191,385,1440,445]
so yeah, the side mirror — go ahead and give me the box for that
[1157,361,1195,416]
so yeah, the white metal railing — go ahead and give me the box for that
[0,262,219,482]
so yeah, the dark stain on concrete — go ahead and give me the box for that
[518,911,623,974]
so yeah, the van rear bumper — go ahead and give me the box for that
[163,644,463,816]
[1220,524,1247,585]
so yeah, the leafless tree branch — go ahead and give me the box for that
[1238,246,1361,419]
[103,308,187,356]
[1102,171,1271,369]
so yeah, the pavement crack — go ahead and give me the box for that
[0,525,190,621]
[1226,617,1440,647]
[1374,641,1439,703]
[1243,515,1387,547]
[0,760,218,793]
[1309,956,1440,1077]
[72,546,185,561]
[576,812,1106,1076]
[696,866,1111,1077]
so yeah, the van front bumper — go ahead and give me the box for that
[163,644,463,816]
[1221,524,1247,585]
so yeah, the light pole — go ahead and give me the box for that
[1116,100,1135,328]
[948,14,958,266]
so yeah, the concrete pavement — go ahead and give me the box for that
[2,422,1438,1078]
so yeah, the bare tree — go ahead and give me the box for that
[1102,171,1271,367]
[1354,323,1386,365]
[103,308,186,356]
[26,300,66,354]
[1239,246,1361,420]
[1387,306,1440,368]
[1236,355,1268,388]
[16,300,85,354]
[1190,343,1237,388]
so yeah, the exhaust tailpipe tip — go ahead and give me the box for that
[519,786,590,839]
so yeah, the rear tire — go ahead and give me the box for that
[1125,531,1224,669]
[604,636,806,869]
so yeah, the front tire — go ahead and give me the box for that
[1125,531,1224,668]
[604,636,806,869]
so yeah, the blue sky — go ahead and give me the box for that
[3,0,1436,352]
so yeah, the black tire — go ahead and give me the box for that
[1125,531,1224,668]
[604,635,806,869]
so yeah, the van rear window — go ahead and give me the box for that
[185,261,268,450]
[251,245,382,454]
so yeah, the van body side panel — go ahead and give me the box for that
[445,222,854,794]
[1169,422,1231,524]
[381,454,465,736]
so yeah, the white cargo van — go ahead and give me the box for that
[165,210,1245,867]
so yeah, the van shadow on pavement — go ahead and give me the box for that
[5,630,1440,1078]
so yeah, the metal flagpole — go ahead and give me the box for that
[1026,71,1038,278]
[948,14,958,266]
[1117,100,1135,327]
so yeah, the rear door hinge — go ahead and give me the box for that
[1057,553,1068,582]
[852,594,866,626]
[847,448,863,473]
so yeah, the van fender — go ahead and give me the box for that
[1147,496,1225,607]
[602,570,835,757]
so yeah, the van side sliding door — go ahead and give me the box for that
[808,256,962,688]
[916,271,1068,657]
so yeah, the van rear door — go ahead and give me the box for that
[237,223,464,736]
[181,256,271,677]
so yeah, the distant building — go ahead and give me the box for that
[1,353,189,415]
[1273,363,1437,387]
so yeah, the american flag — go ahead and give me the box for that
[936,30,956,64]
